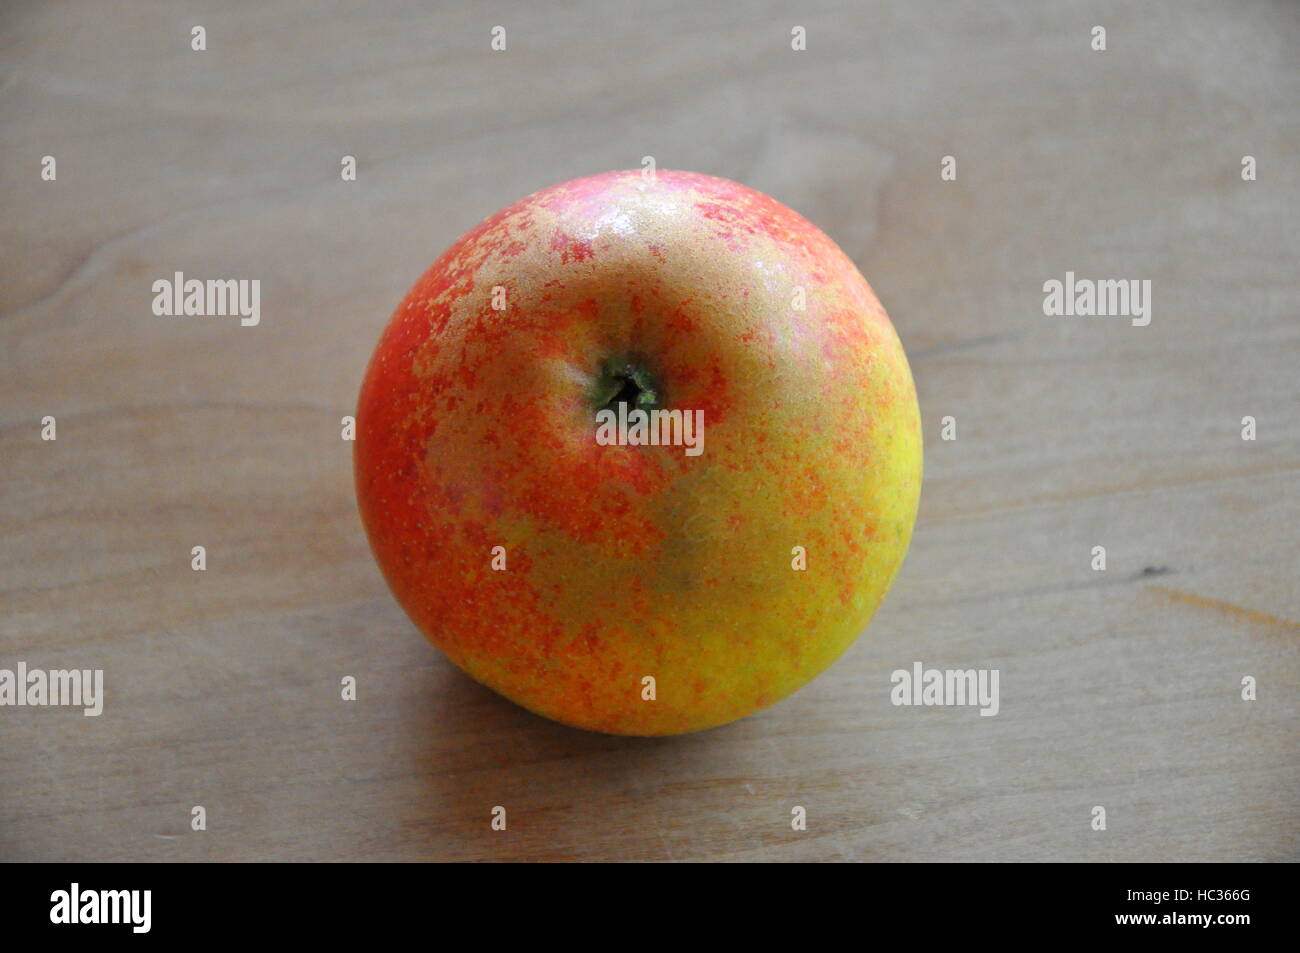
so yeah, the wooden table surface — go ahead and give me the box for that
[2,1,1296,862]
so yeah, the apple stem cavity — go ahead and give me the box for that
[592,356,662,413]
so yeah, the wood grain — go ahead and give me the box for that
[1,0,1296,862]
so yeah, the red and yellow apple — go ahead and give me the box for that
[354,170,921,735]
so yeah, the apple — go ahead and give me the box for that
[354,170,921,735]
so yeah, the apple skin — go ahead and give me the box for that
[355,170,921,735]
